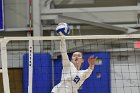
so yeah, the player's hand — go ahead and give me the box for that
[59,32,65,36]
[59,32,65,41]
[88,55,96,70]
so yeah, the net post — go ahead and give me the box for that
[0,69,2,73]
[1,40,10,93]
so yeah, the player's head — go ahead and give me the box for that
[71,52,84,70]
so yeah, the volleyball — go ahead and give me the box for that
[55,22,70,36]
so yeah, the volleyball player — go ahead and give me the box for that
[51,33,96,93]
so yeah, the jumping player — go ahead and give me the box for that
[51,33,96,93]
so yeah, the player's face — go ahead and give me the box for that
[72,52,84,69]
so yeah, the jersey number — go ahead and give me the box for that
[73,75,80,84]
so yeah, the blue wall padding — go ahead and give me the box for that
[23,52,110,93]
[0,0,4,31]
[23,53,52,93]
[53,52,110,93]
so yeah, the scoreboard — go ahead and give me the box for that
[0,0,4,31]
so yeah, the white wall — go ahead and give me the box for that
[4,0,29,28]
[111,54,140,93]
[0,51,26,68]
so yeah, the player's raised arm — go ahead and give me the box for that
[60,35,71,67]
[55,22,71,67]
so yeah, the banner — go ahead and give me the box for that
[0,0,4,31]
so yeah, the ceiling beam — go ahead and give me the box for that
[41,6,140,14]
[4,24,140,32]
[59,15,128,33]
[113,25,139,33]
[113,24,140,28]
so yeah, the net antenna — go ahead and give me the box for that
[28,40,33,93]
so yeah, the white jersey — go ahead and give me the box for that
[51,36,93,93]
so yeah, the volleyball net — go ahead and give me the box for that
[0,35,140,93]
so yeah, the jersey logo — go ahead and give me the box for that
[73,75,80,84]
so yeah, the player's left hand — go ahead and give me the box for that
[88,55,96,70]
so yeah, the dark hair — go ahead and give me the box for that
[72,51,84,59]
